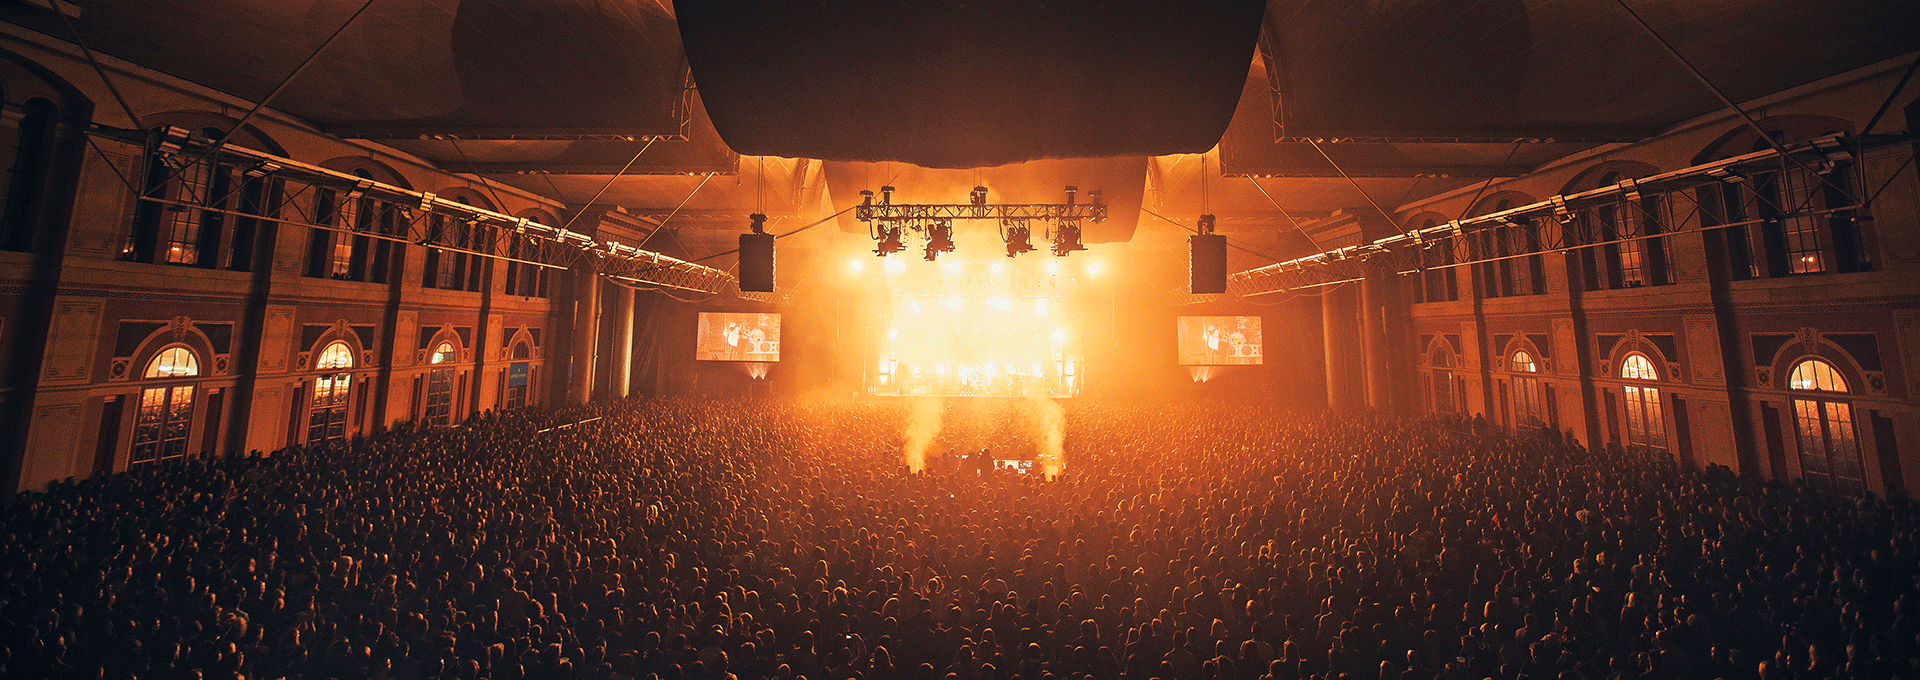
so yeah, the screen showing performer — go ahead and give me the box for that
[696,312,781,361]
[1176,316,1262,365]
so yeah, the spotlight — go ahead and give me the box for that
[1005,223,1034,257]
[925,220,955,261]
[1050,221,1085,256]
[875,224,906,256]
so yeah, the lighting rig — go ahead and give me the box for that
[858,185,1104,261]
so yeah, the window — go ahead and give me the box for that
[126,126,266,267]
[424,215,461,289]
[1419,219,1459,303]
[504,236,521,296]
[1510,350,1544,428]
[308,342,354,443]
[505,342,532,410]
[1504,219,1543,297]
[153,128,231,266]
[1705,180,1759,280]
[164,149,218,265]
[1736,128,1867,277]
[1592,173,1673,289]
[0,99,57,252]
[426,342,456,426]
[1789,358,1864,494]
[307,174,380,281]
[132,346,200,468]
[1768,152,1826,274]
[1431,347,1457,413]
[1620,354,1666,451]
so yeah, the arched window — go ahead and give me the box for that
[308,341,355,443]
[505,341,533,410]
[425,342,456,425]
[146,346,200,378]
[132,346,200,467]
[1789,358,1863,494]
[1430,346,1456,413]
[1620,354,1666,451]
[1510,350,1544,428]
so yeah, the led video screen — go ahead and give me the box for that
[696,313,781,362]
[1177,316,1263,365]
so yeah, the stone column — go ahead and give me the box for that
[1361,267,1405,414]
[1322,281,1365,411]
[566,262,599,405]
[612,284,634,398]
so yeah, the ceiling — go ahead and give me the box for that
[4,0,1915,263]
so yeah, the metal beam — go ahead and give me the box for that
[1223,132,1914,297]
[117,130,740,295]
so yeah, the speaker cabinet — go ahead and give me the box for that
[1189,233,1226,294]
[738,232,775,292]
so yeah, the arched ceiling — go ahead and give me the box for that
[4,0,1914,262]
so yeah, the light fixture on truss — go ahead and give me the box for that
[874,224,906,256]
[924,219,956,261]
[1004,221,1034,257]
[1050,221,1084,256]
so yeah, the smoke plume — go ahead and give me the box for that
[902,397,944,472]
[1029,396,1066,478]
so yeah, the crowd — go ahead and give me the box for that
[2,397,1918,680]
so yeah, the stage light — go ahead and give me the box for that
[1087,259,1103,277]
[885,257,906,273]
[1035,298,1049,315]
[1045,260,1061,275]
[875,224,906,256]
[1051,328,1067,345]
[888,327,899,341]
[925,220,956,261]
[1051,221,1085,256]
[989,296,1011,311]
[991,260,1005,273]
[1005,223,1034,257]
[908,298,921,314]
[848,258,866,274]
[941,259,961,275]
[945,295,962,311]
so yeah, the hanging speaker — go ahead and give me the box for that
[738,232,775,292]
[1190,233,1226,294]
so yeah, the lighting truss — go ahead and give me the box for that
[1222,131,1910,298]
[857,185,1106,257]
[122,127,738,295]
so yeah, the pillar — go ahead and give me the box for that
[1323,281,1365,411]
[1361,269,1406,414]
[613,284,634,398]
[567,262,600,405]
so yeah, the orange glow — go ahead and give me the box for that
[863,228,1087,398]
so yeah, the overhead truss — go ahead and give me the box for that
[117,126,741,296]
[1224,132,1912,298]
